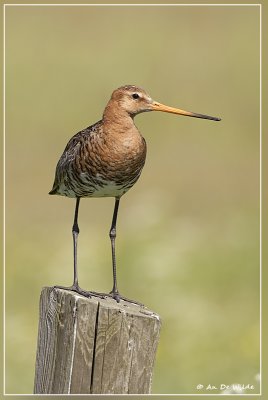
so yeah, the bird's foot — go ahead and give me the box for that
[109,290,121,303]
[89,291,109,300]
[53,284,91,298]
[53,286,143,306]
[107,290,144,306]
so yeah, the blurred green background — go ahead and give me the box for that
[5,4,260,394]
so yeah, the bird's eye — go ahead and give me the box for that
[132,93,140,100]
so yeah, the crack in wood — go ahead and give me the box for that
[90,300,100,393]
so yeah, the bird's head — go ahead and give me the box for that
[109,85,154,116]
[107,85,221,121]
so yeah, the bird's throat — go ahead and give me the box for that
[103,101,135,130]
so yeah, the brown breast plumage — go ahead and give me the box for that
[49,118,147,198]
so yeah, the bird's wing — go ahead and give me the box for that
[49,121,102,195]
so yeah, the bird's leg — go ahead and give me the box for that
[72,197,81,288]
[109,198,121,302]
[54,198,91,298]
[102,198,144,306]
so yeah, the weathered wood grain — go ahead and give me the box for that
[34,287,161,394]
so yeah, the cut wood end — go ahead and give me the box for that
[43,286,161,322]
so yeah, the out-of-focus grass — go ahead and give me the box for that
[5,5,260,394]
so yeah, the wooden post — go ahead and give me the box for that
[34,287,161,394]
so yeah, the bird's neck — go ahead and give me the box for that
[102,101,135,133]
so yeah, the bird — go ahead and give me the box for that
[49,85,221,303]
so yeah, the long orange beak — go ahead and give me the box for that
[151,101,221,121]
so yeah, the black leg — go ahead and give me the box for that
[72,197,80,287]
[109,198,120,302]
[105,197,144,306]
[54,197,91,298]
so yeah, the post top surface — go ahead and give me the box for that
[43,286,161,322]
